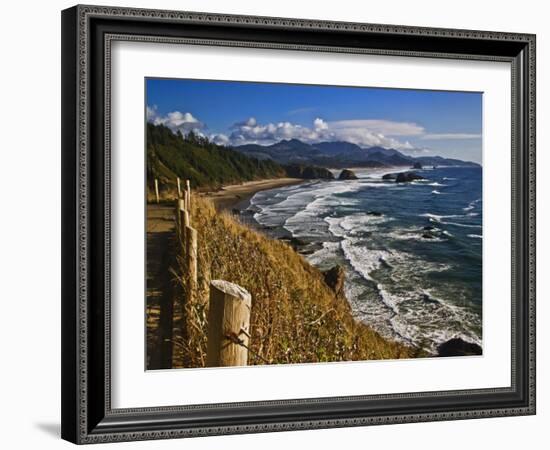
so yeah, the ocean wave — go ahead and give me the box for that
[463,198,482,211]
[389,253,452,275]
[441,221,482,229]
[284,196,331,238]
[307,241,342,266]
[379,286,482,352]
[324,214,391,239]
[350,279,482,353]
[385,229,446,242]
[256,181,365,232]
[431,190,442,195]
[340,238,390,282]
[421,213,463,222]
[333,235,479,353]
[340,214,390,230]
[376,284,401,315]
[356,182,402,188]
[467,234,482,239]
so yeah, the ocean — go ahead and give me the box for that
[247,166,482,354]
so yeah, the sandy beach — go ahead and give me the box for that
[202,177,303,210]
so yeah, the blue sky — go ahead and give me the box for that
[146,78,482,163]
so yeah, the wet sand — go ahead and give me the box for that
[202,178,303,210]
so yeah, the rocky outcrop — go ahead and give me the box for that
[437,338,482,357]
[395,172,425,183]
[382,171,425,183]
[279,236,308,251]
[323,265,346,298]
[338,169,358,180]
[412,162,423,169]
[284,164,335,180]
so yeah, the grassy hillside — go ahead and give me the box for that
[147,123,285,195]
[173,195,413,368]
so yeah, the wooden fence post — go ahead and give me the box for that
[177,177,182,198]
[154,179,159,204]
[175,198,184,239]
[181,209,190,228]
[182,189,188,211]
[185,226,198,289]
[206,280,252,367]
[186,179,191,209]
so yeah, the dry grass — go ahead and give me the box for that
[173,196,413,367]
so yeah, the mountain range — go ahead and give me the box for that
[235,139,480,168]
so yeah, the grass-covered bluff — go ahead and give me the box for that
[173,195,413,367]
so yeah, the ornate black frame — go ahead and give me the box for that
[61,4,536,444]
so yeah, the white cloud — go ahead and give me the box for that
[210,133,230,146]
[313,117,329,131]
[225,117,323,146]
[216,116,416,150]
[421,133,482,140]
[146,105,204,134]
[148,107,479,152]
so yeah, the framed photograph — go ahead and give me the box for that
[61,5,536,444]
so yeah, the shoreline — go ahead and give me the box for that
[201,177,304,211]
[240,166,482,356]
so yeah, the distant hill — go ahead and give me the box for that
[235,139,480,168]
[413,155,480,167]
[237,139,322,164]
[147,124,479,196]
[147,123,285,190]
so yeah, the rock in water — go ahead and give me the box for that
[412,161,423,169]
[395,172,425,183]
[284,164,335,180]
[323,265,346,297]
[338,169,358,180]
[437,338,482,357]
[280,236,308,251]
[382,173,397,180]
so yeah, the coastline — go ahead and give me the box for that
[201,177,304,211]
[246,165,483,355]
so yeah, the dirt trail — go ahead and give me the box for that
[146,204,179,370]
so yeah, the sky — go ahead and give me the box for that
[146,78,483,163]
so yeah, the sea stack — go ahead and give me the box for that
[437,338,482,357]
[338,169,358,180]
[395,172,425,183]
